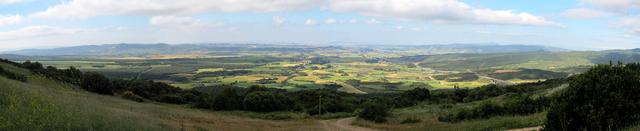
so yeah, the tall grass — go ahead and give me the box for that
[0,77,166,130]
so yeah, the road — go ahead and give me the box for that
[475,73,515,86]
[135,67,153,80]
[320,117,376,131]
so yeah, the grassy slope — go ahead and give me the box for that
[0,63,324,130]
[353,82,573,131]
[353,102,546,131]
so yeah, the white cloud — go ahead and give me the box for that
[579,0,640,13]
[150,16,224,30]
[0,0,25,5]
[612,18,640,36]
[324,18,337,24]
[327,0,560,27]
[562,8,613,19]
[30,0,557,27]
[304,19,318,25]
[0,15,23,26]
[0,25,87,40]
[272,16,286,25]
[30,0,321,19]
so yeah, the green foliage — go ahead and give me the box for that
[309,57,330,65]
[81,72,114,95]
[122,91,144,102]
[243,91,294,112]
[0,66,27,82]
[545,63,640,131]
[292,89,358,115]
[439,95,550,122]
[358,100,390,123]
[211,88,243,110]
[434,73,479,82]
[489,68,568,80]
[430,79,565,103]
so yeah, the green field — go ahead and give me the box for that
[31,48,624,94]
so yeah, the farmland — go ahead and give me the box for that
[19,44,607,94]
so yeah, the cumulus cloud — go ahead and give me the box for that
[272,16,286,25]
[0,25,87,40]
[30,0,321,19]
[612,18,640,36]
[0,15,23,26]
[562,8,613,19]
[327,0,560,27]
[149,16,224,31]
[29,0,556,27]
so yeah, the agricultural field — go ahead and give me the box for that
[33,48,593,94]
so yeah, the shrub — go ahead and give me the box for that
[545,64,640,131]
[122,91,144,102]
[358,101,390,123]
[243,91,293,112]
[81,72,114,95]
[211,88,242,110]
[0,67,27,82]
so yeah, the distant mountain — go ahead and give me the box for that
[1,43,567,56]
[364,43,568,54]
[1,43,319,56]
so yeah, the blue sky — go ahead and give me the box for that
[0,0,638,51]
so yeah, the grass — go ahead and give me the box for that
[0,64,329,130]
[353,102,546,131]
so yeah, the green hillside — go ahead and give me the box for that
[0,62,321,130]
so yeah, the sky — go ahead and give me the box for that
[0,0,639,51]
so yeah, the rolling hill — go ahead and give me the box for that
[1,43,566,57]
[0,61,328,130]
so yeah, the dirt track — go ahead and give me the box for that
[320,117,376,131]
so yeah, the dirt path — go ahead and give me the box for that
[475,73,514,86]
[506,126,542,131]
[333,81,367,94]
[134,67,153,80]
[320,117,376,131]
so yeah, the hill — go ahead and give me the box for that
[0,61,327,130]
[1,43,566,57]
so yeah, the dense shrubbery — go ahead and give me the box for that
[489,68,568,80]
[244,91,294,112]
[438,94,550,122]
[0,67,27,82]
[0,59,194,105]
[430,79,564,103]
[545,63,640,131]
[359,100,390,123]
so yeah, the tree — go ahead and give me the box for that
[212,88,242,110]
[81,72,114,95]
[243,91,293,112]
[404,87,431,101]
[358,100,390,123]
[545,64,640,130]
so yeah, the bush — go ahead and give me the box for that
[243,91,293,112]
[211,88,242,110]
[0,67,27,82]
[358,101,390,123]
[545,64,640,131]
[122,91,144,102]
[81,72,114,95]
